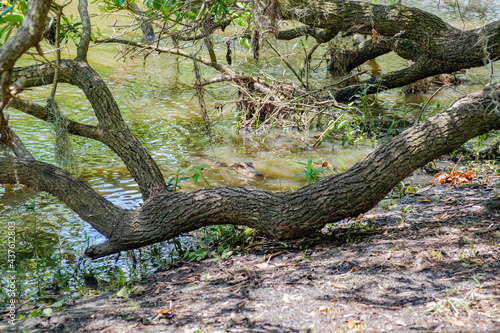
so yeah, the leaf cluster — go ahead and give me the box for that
[293,157,328,184]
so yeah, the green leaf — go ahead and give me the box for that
[1,4,15,17]
[52,300,64,307]
[239,37,250,49]
[237,18,246,27]
[42,308,53,317]
[1,14,23,23]
[192,173,200,184]
[0,24,12,40]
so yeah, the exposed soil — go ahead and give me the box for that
[1,167,500,332]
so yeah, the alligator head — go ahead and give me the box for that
[230,162,264,179]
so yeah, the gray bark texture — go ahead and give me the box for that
[278,0,500,100]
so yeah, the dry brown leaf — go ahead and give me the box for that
[116,286,128,299]
[434,170,473,184]
[346,320,362,328]
[308,311,321,317]
[130,285,145,296]
[230,312,246,323]
[275,263,298,267]
[253,262,271,269]
[434,213,449,220]
[328,282,348,289]
[450,319,465,327]
[349,267,358,273]
[282,294,302,303]
[159,308,174,314]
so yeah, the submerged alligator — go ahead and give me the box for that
[227,161,264,179]
[193,156,264,179]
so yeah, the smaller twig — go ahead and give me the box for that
[314,98,346,109]
[450,155,463,174]
[303,43,319,88]
[416,84,449,124]
[323,70,368,89]
[312,115,344,148]
[266,39,304,87]
[294,71,367,100]
[197,74,257,87]
[25,46,66,55]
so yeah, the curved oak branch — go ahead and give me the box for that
[0,157,124,237]
[10,98,102,140]
[85,84,500,258]
[276,26,337,44]
[2,85,499,259]
[12,59,167,199]
[281,0,500,100]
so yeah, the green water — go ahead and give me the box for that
[1,0,499,303]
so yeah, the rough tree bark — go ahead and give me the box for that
[1,0,500,259]
[0,0,52,147]
[278,0,500,101]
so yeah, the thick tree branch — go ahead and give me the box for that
[0,0,51,74]
[12,60,167,199]
[10,130,34,159]
[281,1,458,54]
[333,55,457,102]
[85,84,500,258]
[76,0,92,62]
[0,157,124,237]
[0,0,51,147]
[328,37,391,74]
[281,0,500,100]
[9,98,102,141]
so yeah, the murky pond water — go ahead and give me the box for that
[1,0,499,300]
